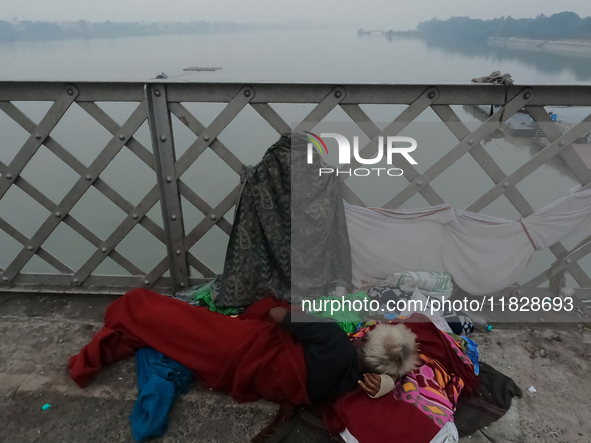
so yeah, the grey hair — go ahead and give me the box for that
[362,324,419,378]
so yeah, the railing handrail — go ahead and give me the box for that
[2,81,591,105]
[0,81,590,296]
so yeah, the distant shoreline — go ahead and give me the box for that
[0,20,315,43]
[489,37,591,58]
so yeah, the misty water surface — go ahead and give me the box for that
[0,28,590,286]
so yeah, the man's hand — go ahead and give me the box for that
[269,306,288,323]
[358,373,381,397]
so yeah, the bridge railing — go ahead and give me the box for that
[0,82,590,295]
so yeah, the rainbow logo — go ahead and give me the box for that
[303,131,328,155]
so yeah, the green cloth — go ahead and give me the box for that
[179,284,368,331]
[303,292,370,333]
[175,281,239,316]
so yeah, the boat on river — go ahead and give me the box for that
[183,67,222,72]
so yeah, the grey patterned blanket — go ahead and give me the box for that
[213,133,351,307]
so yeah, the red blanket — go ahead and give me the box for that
[69,289,309,405]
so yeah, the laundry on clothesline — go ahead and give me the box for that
[345,186,591,295]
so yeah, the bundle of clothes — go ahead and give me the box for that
[68,283,512,443]
[68,133,591,442]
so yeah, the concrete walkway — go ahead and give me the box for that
[1,292,590,443]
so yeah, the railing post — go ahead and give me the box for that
[145,84,189,293]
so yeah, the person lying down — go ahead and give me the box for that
[269,305,419,401]
[68,289,419,405]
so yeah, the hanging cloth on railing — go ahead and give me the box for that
[471,71,514,86]
[213,133,352,307]
[346,185,591,295]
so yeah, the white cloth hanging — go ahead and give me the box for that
[346,186,591,295]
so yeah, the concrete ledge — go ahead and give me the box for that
[1,292,590,442]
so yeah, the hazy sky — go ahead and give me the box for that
[1,0,591,29]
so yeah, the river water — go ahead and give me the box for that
[0,28,590,286]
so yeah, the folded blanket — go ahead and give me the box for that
[367,284,475,336]
[385,271,454,299]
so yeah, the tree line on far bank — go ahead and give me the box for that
[416,12,591,42]
[0,20,299,42]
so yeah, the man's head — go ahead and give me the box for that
[362,324,419,378]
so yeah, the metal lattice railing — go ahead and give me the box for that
[0,82,590,296]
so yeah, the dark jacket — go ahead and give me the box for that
[281,310,361,402]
